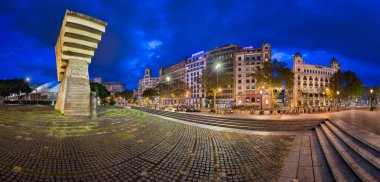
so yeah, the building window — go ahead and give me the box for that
[298,68,300,72]
[238,57,242,61]
[246,79,250,83]
[238,80,242,83]
[238,68,241,71]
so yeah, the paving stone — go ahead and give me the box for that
[0,105,294,181]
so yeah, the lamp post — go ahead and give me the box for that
[215,63,221,114]
[25,77,30,100]
[322,92,325,107]
[370,89,374,111]
[260,90,263,110]
[166,76,170,107]
[336,91,340,107]
[186,91,189,108]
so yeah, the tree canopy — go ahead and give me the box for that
[200,61,231,96]
[253,59,294,90]
[0,79,32,97]
[142,88,159,98]
[115,90,133,99]
[330,70,363,99]
[90,82,110,104]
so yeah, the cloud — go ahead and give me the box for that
[0,0,379,89]
[146,40,163,50]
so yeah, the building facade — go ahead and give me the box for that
[159,61,186,106]
[140,43,272,109]
[138,69,159,97]
[93,77,125,93]
[206,45,239,108]
[233,44,271,108]
[291,52,340,107]
[102,82,125,93]
[185,51,207,108]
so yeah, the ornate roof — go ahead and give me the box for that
[294,52,302,58]
[330,57,338,64]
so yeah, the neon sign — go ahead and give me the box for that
[191,50,204,57]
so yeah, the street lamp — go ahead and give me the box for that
[166,76,171,106]
[215,63,221,114]
[186,91,189,108]
[25,77,31,100]
[215,63,221,88]
[336,91,340,107]
[259,90,263,110]
[322,92,325,106]
[370,89,374,111]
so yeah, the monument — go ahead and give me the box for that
[55,10,107,116]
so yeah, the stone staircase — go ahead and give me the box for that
[280,119,380,181]
[133,107,322,131]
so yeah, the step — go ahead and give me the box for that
[321,124,380,181]
[326,121,380,169]
[330,118,380,153]
[310,130,334,182]
[137,108,322,125]
[135,108,321,128]
[315,126,359,181]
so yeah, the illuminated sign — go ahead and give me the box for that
[191,50,204,57]
[243,46,254,50]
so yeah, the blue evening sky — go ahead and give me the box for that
[0,0,379,89]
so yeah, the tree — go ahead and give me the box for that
[199,61,231,112]
[330,69,344,98]
[342,71,363,99]
[115,90,133,99]
[329,70,363,105]
[0,79,32,98]
[109,96,116,106]
[90,82,110,105]
[169,81,188,107]
[253,59,294,107]
[142,88,159,99]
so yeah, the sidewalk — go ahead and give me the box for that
[176,109,380,134]
[177,110,330,121]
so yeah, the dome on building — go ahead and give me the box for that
[294,52,302,58]
[330,57,338,64]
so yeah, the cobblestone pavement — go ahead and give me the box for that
[0,105,294,181]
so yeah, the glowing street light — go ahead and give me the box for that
[259,90,263,110]
[336,91,340,107]
[370,89,374,111]
[215,63,222,114]
[26,77,30,82]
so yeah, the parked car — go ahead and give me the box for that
[225,109,234,114]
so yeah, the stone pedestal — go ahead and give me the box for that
[90,91,97,117]
[54,10,106,116]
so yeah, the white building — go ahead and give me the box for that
[291,52,340,107]
[233,44,271,107]
[138,69,159,97]
[185,51,207,108]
